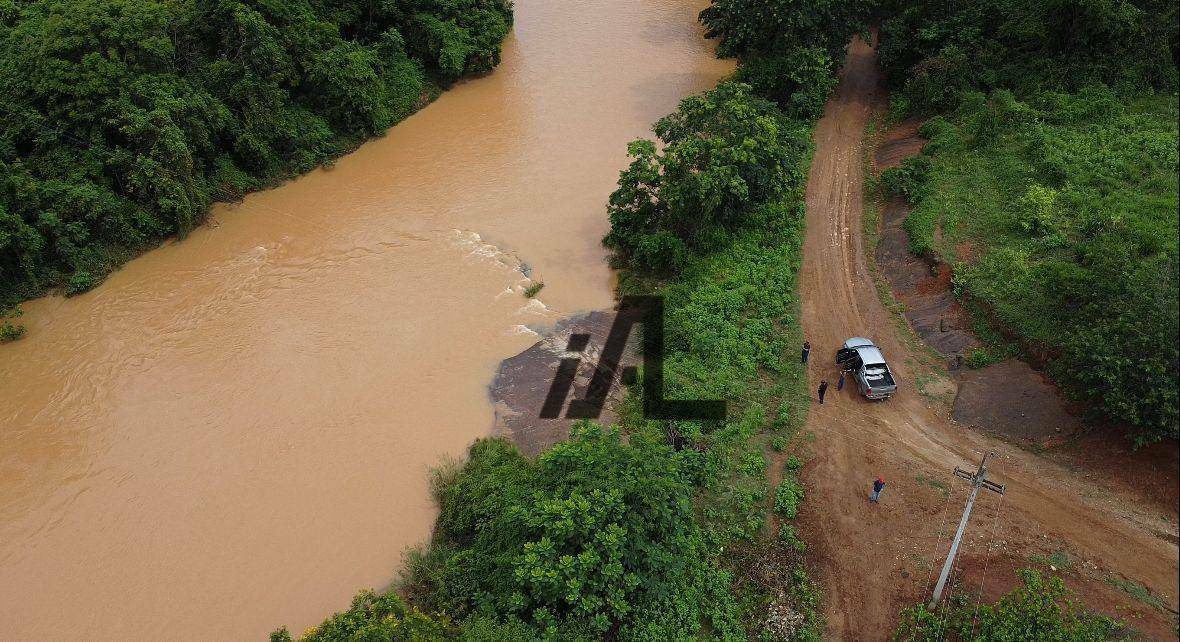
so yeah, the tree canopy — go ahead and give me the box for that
[0,0,512,306]
[603,82,809,273]
[878,0,1178,112]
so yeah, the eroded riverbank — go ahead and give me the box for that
[0,1,732,639]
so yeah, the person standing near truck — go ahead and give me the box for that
[837,370,845,391]
[818,380,829,404]
[801,341,811,364]
[870,477,886,503]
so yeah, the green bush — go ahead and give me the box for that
[699,0,871,66]
[411,425,745,639]
[878,0,1177,113]
[777,523,806,553]
[774,475,804,520]
[879,156,931,203]
[733,47,838,120]
[270,590,449,642]
[740,451,768,475]
[894,569,1126,641]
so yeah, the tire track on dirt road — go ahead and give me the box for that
[797,36,1179,639]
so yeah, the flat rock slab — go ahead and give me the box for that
[874,196,982,367]
[490,310,639,456]
[952,360,1081,439]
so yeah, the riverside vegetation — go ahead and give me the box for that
[0,0,514,335]
[271,0,872,639]
[274,78,825,642]
[875,0,1179,444]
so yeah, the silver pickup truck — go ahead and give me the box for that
[835,338,897,400]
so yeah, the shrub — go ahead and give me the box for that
[270,590,449,641]
[0,320,24,342]
[879,156,931,202]
[774,475,804,519]
[894,569,1126,641]
[414,425,745,639]
[777,524,806,553]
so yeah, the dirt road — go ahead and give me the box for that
[797,36,1179,638]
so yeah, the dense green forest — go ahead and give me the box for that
[876,0,1180,443]
[0,0,513,320]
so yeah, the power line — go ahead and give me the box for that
[970,489,1006,639]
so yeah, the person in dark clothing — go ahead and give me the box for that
[801,341,811,364]
[837,370,845,391]
[870,477,886,502]
[818,380,829,404]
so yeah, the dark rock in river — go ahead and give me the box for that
[490,309,640,456]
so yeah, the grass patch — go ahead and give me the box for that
[1029,549,1075,572]
[1105,575,1167,612]
[522,281,545,298]
[914,474,949,497]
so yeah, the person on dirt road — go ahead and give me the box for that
[801,341,811,364]
[818,380,829,404]
[870,477,886,503]
[837,370,845,392]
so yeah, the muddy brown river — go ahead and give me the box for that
[0,2,731,639]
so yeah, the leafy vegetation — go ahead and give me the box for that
[405,424,747,639]
[878,0,1177,115]
[602,82,809,273]
[773,474,804,520]
[699,0,870,119]
[0,0,513,307]
[395,80,820,639]
[881,88,1178,442]
[894,569,1128,641]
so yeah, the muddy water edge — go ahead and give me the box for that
[0,2,733,639]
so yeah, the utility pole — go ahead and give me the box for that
[929,452,1006,608]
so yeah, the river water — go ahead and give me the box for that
[0,1,731,639]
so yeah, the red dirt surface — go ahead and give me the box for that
[796,36,1179,639]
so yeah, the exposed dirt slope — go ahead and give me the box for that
[796,36,1179,639]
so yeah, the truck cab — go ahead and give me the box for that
[835,337,897,400]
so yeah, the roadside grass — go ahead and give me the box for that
[522,281,545,298]
[614,191,821,638]
[1105,575,1168,612]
